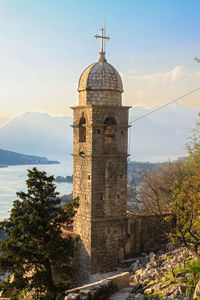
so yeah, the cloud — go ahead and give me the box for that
[122,66,200,108]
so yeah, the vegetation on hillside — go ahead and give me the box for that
[140,114,200,260]
[129,247,200,299]
[0,167,79,299]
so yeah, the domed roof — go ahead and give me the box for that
[78,52,123,92]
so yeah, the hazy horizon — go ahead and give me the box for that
[0,101,199,127]
[0,103,198,163]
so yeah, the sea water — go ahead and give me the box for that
[0,160,73,221]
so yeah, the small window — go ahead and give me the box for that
[100,195,103,200]
[121,130,124,135]
[97,129,100,134]
[79,115,86,142]
[88,175,90,180]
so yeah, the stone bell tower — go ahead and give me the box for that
[72,29,130,281]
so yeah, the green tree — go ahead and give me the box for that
[140,114,200,260]
[166,115,200,259]
[0,167,79,299]
[166,163,200,260]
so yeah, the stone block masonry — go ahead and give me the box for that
[79,90,122,106]
[72,104,130,281]
[64,272,130,300]
[125,212,170,258]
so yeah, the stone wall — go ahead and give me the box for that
[79,90,122,106]
[64,272,130,300]
[90,218,127,273]
[125,212,170,258]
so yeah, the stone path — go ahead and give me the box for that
[109,286,133,300]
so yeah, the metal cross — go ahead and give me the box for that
[94,27,110,53]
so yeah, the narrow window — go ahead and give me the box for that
[79,115,86,142]
[104,116,117,144]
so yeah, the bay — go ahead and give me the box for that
[0,160,73,221]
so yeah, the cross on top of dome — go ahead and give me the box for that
[94,27,110,62]
[77,28,123,105]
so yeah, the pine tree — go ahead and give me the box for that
[0,167,79,299]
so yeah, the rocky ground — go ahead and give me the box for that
[127,247,200,299]
[64,247,200,300]
[1,246,199,299]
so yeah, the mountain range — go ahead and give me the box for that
[0,103,199,162]
[130,103,199,161]
[0,112,72,158]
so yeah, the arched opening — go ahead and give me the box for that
[104,116,117,144]
[79,116,86,142]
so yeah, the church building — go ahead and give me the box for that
[72,28,130,280]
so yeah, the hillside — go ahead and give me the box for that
[0,148,59,167]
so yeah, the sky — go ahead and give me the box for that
[0,0,200,125]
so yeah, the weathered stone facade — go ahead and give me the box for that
[72,51,130,281]
[125,212,170,258]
